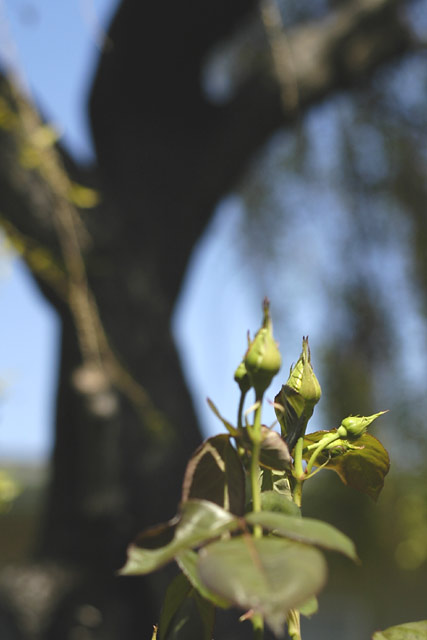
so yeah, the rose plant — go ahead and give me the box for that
[120,300,427,640]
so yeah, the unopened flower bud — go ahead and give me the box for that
[287,337,321,407]
[244,299,281,397]
[275,337,321,450]
[340,411,387,438]
[234,361,251,394]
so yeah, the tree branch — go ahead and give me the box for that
[204,0,413,204]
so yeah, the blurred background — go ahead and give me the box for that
[0,0,427,638]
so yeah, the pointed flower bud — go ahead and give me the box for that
[234,361,251,394]
[287,337,321,408]
[339,411,388,438]
[244,299,281,397]
[274,337,321,450]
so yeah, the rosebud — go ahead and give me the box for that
[234,361,251,394]
[274,337,321,450]
[339,411,388,438]
[244,299,281,397]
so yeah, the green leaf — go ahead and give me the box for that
[177,549,231,609]
[260,490,300,517]
[198,535,327,637]
[372,621,427,640]
[120,500,239,575]
[158,573,215,640]
[298,595,318,618]
[182,435,245,515]
[303,431,390,501]
[158,573,191,639]
[245,512,358,561]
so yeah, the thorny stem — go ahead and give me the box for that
[305,431,340,476]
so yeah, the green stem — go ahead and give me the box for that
[305,432,340,477]
[250,398,263,538]
[252,613,264,639]
[237,390,247,431]
[288,443,304,638]
[292,437,304,508]
[286,609,301,640]
[249,398,265,639]
[251,437,262,514]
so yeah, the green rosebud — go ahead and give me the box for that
[234,361,251,394]
[274,337,321,450]
[286,337,321,407]
[339,411,388,438]
[244,299,281,397]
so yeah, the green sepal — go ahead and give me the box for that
[206,398,239,436]
[157,572,215,640]
[182,434,245,515]
[372,620,427,639]
[303,431,390,501]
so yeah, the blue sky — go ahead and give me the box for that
[0,255,59,459]
[0,0,118,161]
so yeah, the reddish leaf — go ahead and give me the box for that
[182,435,245,515]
